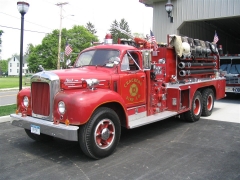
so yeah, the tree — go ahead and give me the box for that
[0,60,8,76]
[109,18,131,43]
[85,22,97,35]
[27,25,98,71]
[133,33,145,39]
[25,43,34,55]
[0,30,3,56]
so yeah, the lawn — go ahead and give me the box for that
[0,104,17,116]
[0,76,29,89]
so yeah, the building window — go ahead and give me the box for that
[10,69,12,72]
[17,63,19,67]
[17,69,19,73]
[10,63,12,67]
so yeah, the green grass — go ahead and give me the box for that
[0,76,29,89]
[0,104,17,116]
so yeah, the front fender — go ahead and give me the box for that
[54,89,127,125]
[16,88,32,115]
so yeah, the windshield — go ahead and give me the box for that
[220,58,240,74]
[75,49,120,68]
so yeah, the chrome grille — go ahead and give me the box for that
[31,71,60,121]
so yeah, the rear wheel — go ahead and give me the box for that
[202,88,215,116]
[25,129,53,142]
[79,107,121,159]
[184,91,203,122]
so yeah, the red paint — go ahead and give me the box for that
[15,35,226,129]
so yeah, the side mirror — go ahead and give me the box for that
[66,59,73,68]
[109,57,120,64]
[38,65,44,72]
[142,50,151,70]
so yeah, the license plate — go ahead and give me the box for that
[31,125,40,135]
[233,88,240,92]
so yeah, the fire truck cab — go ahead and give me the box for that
[11,34,226,159]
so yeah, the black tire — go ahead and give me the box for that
[25,129,53,142]
[201,88,215,116]
[184,91,203,122]
[79,107,121,159]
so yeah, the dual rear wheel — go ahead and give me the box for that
[184,88,214,122]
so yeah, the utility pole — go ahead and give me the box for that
[56,2,68,70]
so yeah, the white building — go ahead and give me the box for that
[140,0,240,55]
[8,56,29,76]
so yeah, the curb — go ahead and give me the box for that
[0,115,11,123]
[0,87,30,91]
[0,88,19,91]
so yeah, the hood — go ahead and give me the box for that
[33,66,115,90]
[55,66,114,89]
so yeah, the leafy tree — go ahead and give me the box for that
[109,18,131,43]
[0,30,3,54]
[27,25,98,71]
[0,60,8,76]
[25,43,34,55]
[133,33,145,39]
[85,22,97,35]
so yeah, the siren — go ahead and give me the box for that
[104,33,113,44]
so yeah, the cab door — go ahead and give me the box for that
[119,52,146,108]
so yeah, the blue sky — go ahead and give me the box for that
[0,0,152,60]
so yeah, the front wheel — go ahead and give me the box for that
[79,107,121,159]
[201,88,215,116]
[184,91,203,122]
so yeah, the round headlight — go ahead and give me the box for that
[58,101,66,114]
[23,96,29,107]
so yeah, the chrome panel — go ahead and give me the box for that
[128,111,177,129]
[11,114,79,141]
[31,71,60,121]
[128,111,147,121]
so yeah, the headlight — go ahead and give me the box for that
[23,96,29,107]
[58,101,66,114]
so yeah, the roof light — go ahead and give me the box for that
[105,33,113,44]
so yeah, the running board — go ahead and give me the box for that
[128,111,178,129]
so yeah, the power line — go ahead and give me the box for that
[0,25,48,34]
[0,12,53,30]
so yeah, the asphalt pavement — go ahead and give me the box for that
[0,92,240,179]
[1,116,240,180]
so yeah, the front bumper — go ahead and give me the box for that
[225,86,240,93]
[10,114,79,141]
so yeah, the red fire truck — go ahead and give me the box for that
[11,34,226,159]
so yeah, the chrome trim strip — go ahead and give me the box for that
[128,111,177,129]
[10,114,79,141]
[166,77,225,88]
[127,105,146,110]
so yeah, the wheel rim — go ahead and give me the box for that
[94,119,115,149]
[207,94,213,111]
[193,97,201,115]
